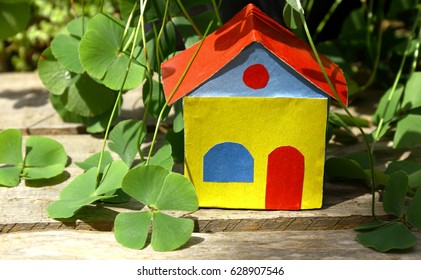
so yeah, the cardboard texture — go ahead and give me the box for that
[161,4,348,210]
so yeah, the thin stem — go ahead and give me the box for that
[299,12,378,218]
[120,2,138,52]
[81,0,85,36]
[137,0,152,161]
[361,0,385,90]
[372,8,421,148]
[100,0,105,13]
[96,0,145,183]
[70,0,77,18]
[305,0,315,16]
[146,19,215,164]
[176,0,203,38]
[411,22,421,75]
[313,0,342,41]
[211,0,223,26]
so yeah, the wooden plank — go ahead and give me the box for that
[1,229,420,260]
[0,72,165,134]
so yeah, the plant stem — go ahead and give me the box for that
[146,19,215,164]
[361,0,385,91]
[96,0,146,183]
[313,0,342,41]
[211,0,223,26]
[299,12,378,218]
[70,0,77,18]
[120,1,138,52]
[372,8,421,149]
[137,0,153,161]
[81,0,85,36]
[176,0,203,38]
[411,18,421,75]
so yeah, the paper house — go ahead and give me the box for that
[161,4,348,210]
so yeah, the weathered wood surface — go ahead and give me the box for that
[1,229,421,260]
[1,72,421,260]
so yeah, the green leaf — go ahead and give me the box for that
[114,211,151,250]
[354,220,392,232]
[373,85,404,124]
[79,13,145,91]
[47,196,101,219]
[155,172,198,211]
[65,73,117,117]
[47,162,125,219]
[325,157,369,180]
[122,165,169,206]
[165,128,184,162]
[0,2,30,39]
[47,168,98,218]
[0,129,23,165]
[50,18,87,74]
[84,99,122,134]
[285,0,305,14]
[171,16,200,48]
[402,72,421,111]
[22,136,67,180]
[173,101,184,133]
[49,93,85,123]
[75,151,114,172]
[283,3,302,30]
[118,165,198,251]
[151,212,194,251]
[95,160,129,195]
[356,222,417,252]
[386,160,421,189]
[393,114,421,149]
[406,188,421,232]
[142,77,171,120]
[51,35,84,74]
[38,48,73,96]
[108,120,146,167]
[58,168,97,200]
[383,171,408,217]
[0,167,21,187]
[148,143,174,171]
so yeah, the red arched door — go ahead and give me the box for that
[265,146,304,210]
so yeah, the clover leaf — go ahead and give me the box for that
[47,160,129,219]
[0,129,67,187]
[114,165,198,251]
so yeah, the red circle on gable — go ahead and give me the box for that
[242,64,270,89]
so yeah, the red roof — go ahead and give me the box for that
[161,4,348,105]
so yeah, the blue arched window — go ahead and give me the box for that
[203,142,254,182]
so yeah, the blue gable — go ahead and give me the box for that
[188,42,329,99]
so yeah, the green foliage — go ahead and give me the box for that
[39,0,219,252]
[47,160,129,218]
[0,129,67,187]
[108,120,147,167]
[79,13,145,91]
[0,0,31,40]
[114,165,198,251]
[356,222,417,253]
[353,170,420,252]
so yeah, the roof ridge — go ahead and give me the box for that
[161,4,348,105]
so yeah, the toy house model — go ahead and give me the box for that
[161,4,348,210]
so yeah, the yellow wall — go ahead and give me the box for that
[184,97,328,209]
